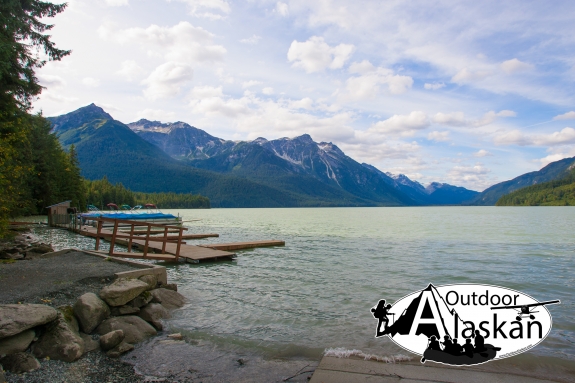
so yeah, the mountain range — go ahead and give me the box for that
[48,103,574,208]
[127,117,479,206]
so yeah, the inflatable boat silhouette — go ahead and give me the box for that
[421,344,500,365]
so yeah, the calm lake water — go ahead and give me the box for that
[30,207,575,375]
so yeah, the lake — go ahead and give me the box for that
[32,206,575,377]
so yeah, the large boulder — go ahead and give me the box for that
[0,329,35,356]
[138,274,157,290]
[127,291,153,309]
[31,313,85,362]
[106,341,134,358]
[0,304,58,339]
[0,352,40,374]
[96,316,156,344]
[99,330,124,351]
[138,303,170,330]
[73,293,110,333]
[149,288,186,310]
[99,279,149,307]
[80,333,100,353]
[110,305,140,316]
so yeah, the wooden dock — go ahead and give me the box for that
[77,226,235,263]
[199,240,285,251]
[74,223,284,263]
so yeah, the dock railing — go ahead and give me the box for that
[89,217,187,262]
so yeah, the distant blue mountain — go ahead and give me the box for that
[128,118,479,205]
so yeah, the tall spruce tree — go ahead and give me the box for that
[0,1,71,235]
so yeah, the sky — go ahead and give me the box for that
[33,0,575,191]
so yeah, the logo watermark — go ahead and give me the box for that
[371,283,559,366]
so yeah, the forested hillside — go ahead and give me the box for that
[85,178,210,209]
[496,166,575,206]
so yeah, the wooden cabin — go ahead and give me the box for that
[47,200,72,226]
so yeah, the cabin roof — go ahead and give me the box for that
[46,200,72,208]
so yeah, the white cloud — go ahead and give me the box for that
[424,82,445,90]
[287,36,354,73]
[369,111,429,137]
[242,80,262,88]
[553,111,575,120]
[240,35,261,44]
[38,74,66,88]
[142,62,193,100]
[276,2,289,16]
[447,163,491,191]
[494,127,575,146]
[344,67,413,100]
[169,0,231,19]
[501,58,534,74]
[433,112,467,127]
[496,110,516,117]
[82,77,100,87]
[189,85,223,99]
[104,0,128,6]
[427,131,450,142]
[136,108,176,121]
[289,97,314,110]
[348,60,375,74]
[116,60,146,81]
[41,93,77,103]
[262,87,274,95]
[451,68,492,84]
[99,21,226,65]
[474,149,493,157]
[432,110,515,127]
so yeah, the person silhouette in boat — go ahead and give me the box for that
[462,338,475,358]
[473,330,486,352]
[371,300,392,336]
[441,335,454,354]
[427,335,442,351]
[452,338,463,355]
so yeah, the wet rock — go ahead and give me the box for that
[0,329,35,356]
[28,243,53,254]
[80,333,100,353]
[106,341,134,358]
[110,305,140,316]
[167,333,183,340]
[73,293,110,333]
[138,274,157,290]
[138,303,170,330]
[0,304,58,339]
[149,288,186,310]
[31,313,85,362]
[99,278,149,307]
[96,316,156,344]
[127,291,153,308]
[162,283,178,292]
[0,352,40,374]
[99,330,124,351]
[0,249,23,260]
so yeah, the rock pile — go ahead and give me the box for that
[0,233,53,261]
[0,274,185,375]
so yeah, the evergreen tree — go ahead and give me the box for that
[0,0,70,236]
